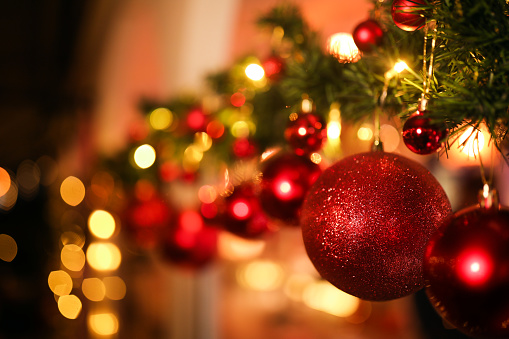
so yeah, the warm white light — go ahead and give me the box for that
[357,125,373,141]
[394,61,408,73]
[327,121,341,140]
[458,126,485,157]
[238,260,284,291]
[327,33,361,63]
[88,210,116,239]
[303,281,360,317]
[134,144,156,169]
[298,127,307,136]
[245,64,265,81]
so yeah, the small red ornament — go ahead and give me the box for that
[262,55,285,81]
[285,112,327,156]
[424,203,509,338]
[391,0,427,32]
[402,110,447,155]
[260,153,321,225]
[162,210,218,267]
[232,138,258,158]
[352,19,384,52]
[301,151,451,301]
[221,183,271,238]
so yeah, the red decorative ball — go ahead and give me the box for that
[285,112,327,155]
[352,19,384,52]
[262,55,285,81]
[162,210,218,267]
[402,110,447,155]
[221,183,271,238]
[391,0,427,32]
[301,152,451,301]
[260,153,322,225]
[423,206,509,338]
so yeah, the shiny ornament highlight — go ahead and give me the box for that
[391,0,427,32]
[301,151,451,301]
[352,19,384,52]
[402,110,447,155]
[285,112,327,156]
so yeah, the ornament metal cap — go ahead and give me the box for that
[478,184,499,210]
[371,139,384,152]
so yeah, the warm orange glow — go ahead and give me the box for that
[103,276,127,300]
[0,234,17,262]
[218,232,266,261]
[48,270,73,296]
[82,278,106,302]
[61,244,86,271]
[0,167,10,198]
[86,242,122,271]
[149,107,173,130]
[327,33,361,63]
[88,312,119,336]
[245,63,265,81]
[60,176,86,206]
[303,281,360,317]
[237,260,284,291]
[88,210,116,239]
[58,295,82,319]
[134,144,156,169]
[198,185,217,204]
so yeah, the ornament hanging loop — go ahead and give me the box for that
[478,184,499,211]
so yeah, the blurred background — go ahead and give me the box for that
[0,0,507,338]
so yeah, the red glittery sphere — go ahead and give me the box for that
[260,153,322,225]
[402,111,447,155]
[424,206,509,338]
[391,0,427,32]
[301,152,451,301]
[285,112,327,156]
[222,183,271,238]
[352,19,384,52]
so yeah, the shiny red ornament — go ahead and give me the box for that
[221,183,271,238]
[402,110,447,155]
[260,153,321,225]
[352,19,384,52]
[285,112,327,155]
[391,0,427,32]
[301,151,451,301]
[262,55,285,81]
[162,210,218,268]
[424,206,509,338]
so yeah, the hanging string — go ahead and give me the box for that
[420,21,437,111]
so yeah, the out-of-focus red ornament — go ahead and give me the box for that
[232,138,258,158]
[221,183,271,238]
[262,55,285,81]
[301,151,451,301]
[260,153,321,225]
[124,195,171,249]
[186,107,207,132]
[424,198,509,338]
[402,110,447,155]
[162,210,218,267]
[285,112,327,156]
[352,19,384,52]
[391,0,427,32]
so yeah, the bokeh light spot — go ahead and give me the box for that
[134,144,156,169]
[0,234,17,262]
[86,242,122,271]
[88,210,116,239]
[245,64,265,81]
[238,260,284,291]
[48,270,73,296]
[103,276,127,300]
[82,278,106,302]
[149,107,173,130]
[61,244,86,271]
[0,167,11,197]
[88,313,119,336]
[58,295,82,319]
[60,176,85,206]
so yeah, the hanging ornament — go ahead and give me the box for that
[259,153,322,225]
[402,110,447,154]
[423,188,509,338]
[391,0,427,32]
[352,19,384,52]
[262,55,285,81]
[301,151,451,301]
[162,210,218,268]
[285,112,327,156]
[220,182,272,238]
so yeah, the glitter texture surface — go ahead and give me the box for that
[301,152,452,301]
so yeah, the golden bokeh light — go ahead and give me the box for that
[149,107,173,130]
[357,125,374,141]
[302,281,360,317]
[103,276,127,300]
[60,231,86,249]
[218,232,266,261]
[133,144,156,169]
[88,210,116,239]
[48,270,73,296]
[0,234,17,262]
[0,179,18,211]
[238,260,284,291]
[245,63,265,81]
[198,185,217,204]
[58,294,82,319]
[0,167,11,197]
[61,244,86,271]
[194,132,212,152]
[231,121,250,138]
[86,242,122,271]
[60,176,86,206]
[88,312,119,336]
[327,33,361,63]
[82,278,106,302]
[284,274,315,302]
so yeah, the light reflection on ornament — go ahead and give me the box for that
[457,250,493,286]
[245,64,265,81]
[133,144,156,169]
[327,33,361,63]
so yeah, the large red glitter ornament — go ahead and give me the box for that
[352,19,384,52]
[402,110,447,155]
[424,203,509,338]
[221,183,272,238]
[301,151,451,301]
[285,112,327,156]
[162,210,218,268]
[260,153,321,225]
[391,0,427,32]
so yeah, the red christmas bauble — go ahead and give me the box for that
[285,112,327,155]
[423,206,509,338]
[221,183,271,238]
[301,151,451,301]
[352,19,384,52]
[260,153,322,225]
[262,55,285,81]
[162,210,218,267]
[402,110,447,155]
[391,0,427,32]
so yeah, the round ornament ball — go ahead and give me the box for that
[391,0,427,32]
[301,151,451,301]
[424,206,509,338]
[352,19,384,52]
[260,153,322,225]
[285,112,327,156]
[402,110,447,155]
